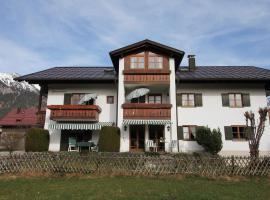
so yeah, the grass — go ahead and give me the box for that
[0,175,269,200]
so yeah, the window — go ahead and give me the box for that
[131,95,146,103]
[182,94,195,107]
[148,94,162,104]
[183,126,196,140]
[107,96,114,104]
[64,93,94,105]
[232,126,246,140]
[148,52,163,69]
[130,52,145,69]
[229,93,242,107]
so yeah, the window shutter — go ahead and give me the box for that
[195,93,203,107]
[221,93,229,107]
[64,94,72,105]
[176,93,182,106]
[242,93,250,107]
[177,126,184,140]
[224,126,233,140]
[245,126,253,140]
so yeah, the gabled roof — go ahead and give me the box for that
[176,66,270,82]
[109,39,185,71]
[15,67,117,84]
[0,107,38,127]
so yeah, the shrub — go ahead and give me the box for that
[25,128,49,152]
[98,126,120,152]
[196,127,223,155]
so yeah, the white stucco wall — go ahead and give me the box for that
[177,83,270,155]
[44,83,117,151]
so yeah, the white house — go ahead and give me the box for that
[17,39,270,155]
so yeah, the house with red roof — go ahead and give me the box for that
[0,107,43,151]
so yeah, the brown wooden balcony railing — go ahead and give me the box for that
[123,70,170,84]
[47,105,101,122]
[36,110,46,127]
[122,103,171,119]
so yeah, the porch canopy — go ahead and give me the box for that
[49,122,114,130]
[123,119,171,125]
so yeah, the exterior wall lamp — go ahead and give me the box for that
[124,125,127,131]
[167,125,170,132]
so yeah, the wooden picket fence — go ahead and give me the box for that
[0,152,270,176]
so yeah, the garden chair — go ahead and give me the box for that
[146,140,158,152]
[68,137,78,152]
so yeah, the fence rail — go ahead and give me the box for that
[0,152,269,176]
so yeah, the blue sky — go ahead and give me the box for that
[0,0,270,75]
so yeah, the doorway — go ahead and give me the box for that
[129,125,145,151]
[149,125,165,151]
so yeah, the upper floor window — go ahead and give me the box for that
[64,93,95,105]
[148,52,163,69]
[148,94,162,104]
[222,93,250,108]
[107,96,114,104]
[177,93,202,107]
[131,95,146,103]
[130,52,145,69]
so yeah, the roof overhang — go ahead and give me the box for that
[109,39,185,72]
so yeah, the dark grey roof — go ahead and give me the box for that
[15,67,116,84]
[16,65,270,84]
[177,66,270,82]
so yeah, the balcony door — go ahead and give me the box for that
[149,125,165,151]
[130,125,145,151]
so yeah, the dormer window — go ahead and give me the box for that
[148,52,163,69]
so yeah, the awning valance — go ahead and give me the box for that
[123,119,171,125]
[49,122,114,130]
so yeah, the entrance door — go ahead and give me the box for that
[149,125,165,151]
[130,125,145,151]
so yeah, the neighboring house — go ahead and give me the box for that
[16,39,270,155]
[0,107,43,150]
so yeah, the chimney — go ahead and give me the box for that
[188,55,196,71]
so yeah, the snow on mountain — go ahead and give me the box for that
[0,73,39,94]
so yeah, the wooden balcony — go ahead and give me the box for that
[36,110,46,127]
[123,70,170,84]
[122,103,171,119]
[47,105,101,122]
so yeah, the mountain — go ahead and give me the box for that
[0,73,39,119]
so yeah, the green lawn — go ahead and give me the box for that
[0,176,269,200]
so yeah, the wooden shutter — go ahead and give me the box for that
[224,126,233,140]
[245,126,253,140]
[221,93,229,107]
[177,126,184,140]
[242,93,250,107]
[195,93,203,107]
[64,94,72,105]
[176,93,182,106]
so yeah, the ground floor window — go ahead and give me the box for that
[183,126,196,141]
[232,126,246,140]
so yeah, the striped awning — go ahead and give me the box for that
[49,122,114,130]
[123,119,171,125]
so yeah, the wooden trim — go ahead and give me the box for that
[47,105,101,113]
[122,103,171,109]
[123,69,171,75]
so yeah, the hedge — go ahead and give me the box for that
[25,128,50,152]
[98,126,120,152]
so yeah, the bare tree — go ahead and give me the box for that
[244,107,269,158]
[1,132,23,155]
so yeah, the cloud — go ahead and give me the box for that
[0,0,270,75]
